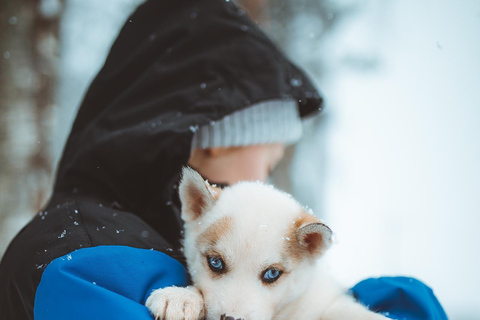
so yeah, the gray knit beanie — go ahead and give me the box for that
[191,99,302,149]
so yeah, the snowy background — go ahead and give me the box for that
[1,0,480,319]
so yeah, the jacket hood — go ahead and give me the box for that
[48,0,323,246]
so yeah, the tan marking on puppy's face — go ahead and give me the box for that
[197,216,232,247]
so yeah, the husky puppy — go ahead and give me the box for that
[146,167,388,320]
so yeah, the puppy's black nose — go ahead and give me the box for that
[220,314,244,320]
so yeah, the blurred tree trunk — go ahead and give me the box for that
[0,0,61,257]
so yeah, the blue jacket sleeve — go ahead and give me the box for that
[350,276,449,320]
[34,246,189,320]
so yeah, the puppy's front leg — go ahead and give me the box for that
[146,286,205,320]
[322,295,391,320]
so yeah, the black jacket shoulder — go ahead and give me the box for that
[0,201,182,320]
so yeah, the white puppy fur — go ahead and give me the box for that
[146,167,389,320]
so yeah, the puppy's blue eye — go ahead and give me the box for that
[262,268,283,283]
[207,256,225,273]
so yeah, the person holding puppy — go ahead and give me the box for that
[0,0,447,319]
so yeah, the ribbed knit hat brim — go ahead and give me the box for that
[191,99,302,149]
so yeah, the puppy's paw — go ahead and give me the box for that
[145,286,204,320]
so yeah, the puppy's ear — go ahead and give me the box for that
[295,216,333,256]
[179,167,217,222]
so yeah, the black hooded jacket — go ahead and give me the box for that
[0,0,322,319]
